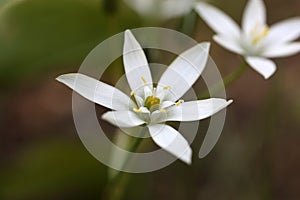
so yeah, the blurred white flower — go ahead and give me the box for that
[124,0,195,20]
[56,30,232,164]
[195,0,300,79]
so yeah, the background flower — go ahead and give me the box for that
[195,0,300,79]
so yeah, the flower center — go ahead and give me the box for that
[250,22,269,45]
[144,95,160,110]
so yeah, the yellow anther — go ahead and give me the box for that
[133,108,142,113]
[252,27,269,44]
[175,100,184,106]
[262,27,269,37]
[250,23,270,45]
[163,85,171,90]
[130,91,136,96]
[141,76,147,84]
[160,109,166,113]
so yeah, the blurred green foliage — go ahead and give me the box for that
[0,0,141,86]
[0,138,107,199]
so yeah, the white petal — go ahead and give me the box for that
[156,88,172,101]
[160,98,232,122]
[123,30,152,92]
[139,106,150,113]
[263,42,300,58]
[102,111,145,127]
[245,56,277,79]
[56,73,134,110]
[148,124,192,164]
[144,86,152,98]
[150,110,167,124]
[242,0,266,34]
[157,43,210,101]
[195,2,240,38]
[213,35,244,55]
[134,95,144,107]
[160,101,175,109]
[266,17,300,44]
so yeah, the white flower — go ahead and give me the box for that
[124,0,195,20]
[56,30,232,164]
[195,0,300,79]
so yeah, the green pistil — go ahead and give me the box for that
[144,96,160,110]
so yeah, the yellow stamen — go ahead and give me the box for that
[152,88,157,96]
[175,100,184,106]
[130,91,136,96]
[252,27,269,44]
[262,27,269,37]
[141,76,147,84]
[133,108,142,113]
[163,85,171,90]
[250,22,270,45]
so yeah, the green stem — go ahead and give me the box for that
[223,61,248,88]
[199,61,248,99]
[180,11,197,36]
[103,129,146,200]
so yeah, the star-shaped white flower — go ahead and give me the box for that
[124,0,195,20]
[195,0,300,79]
[56,30,232,164]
